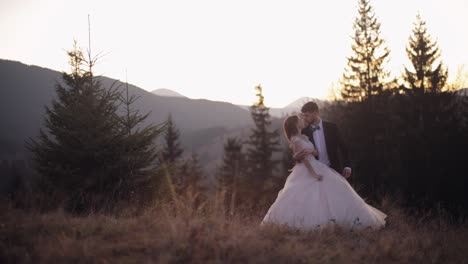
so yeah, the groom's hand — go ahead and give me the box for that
[342,167,352,178]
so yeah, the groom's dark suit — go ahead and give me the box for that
[301,120,351,173]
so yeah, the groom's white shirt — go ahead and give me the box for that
[312,119,331,167]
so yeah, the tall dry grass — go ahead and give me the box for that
[1,188,467,264]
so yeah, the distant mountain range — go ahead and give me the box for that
[150,89,324,117]
[236,97,326,118]
[0,59,323,177]
[0,60,251,159]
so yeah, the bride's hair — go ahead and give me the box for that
[283,115,300,142]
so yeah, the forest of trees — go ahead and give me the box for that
[1,0,467,218]
[330,0,468,215]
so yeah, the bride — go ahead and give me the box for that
[261,115,386,230]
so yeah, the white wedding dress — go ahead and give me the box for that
[261,135,386,230]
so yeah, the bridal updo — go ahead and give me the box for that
[283,115,300,142]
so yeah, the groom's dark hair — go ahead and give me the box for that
[301,101,319,113]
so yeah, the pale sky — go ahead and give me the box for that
[1,0,467,107]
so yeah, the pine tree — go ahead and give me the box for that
[403,14,448,95]
[117,78,165,205]
[177,154,205,194]
[218,137,244,187]
[27,43,162,212]
[161,114,183,164]
[217,137,245,214]
[341,0,391,101]
[246,85,280,204]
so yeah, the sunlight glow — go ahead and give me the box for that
[1,0,467,107]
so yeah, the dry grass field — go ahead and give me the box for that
[1,191,467,264]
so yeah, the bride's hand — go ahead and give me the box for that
[294,148,317,160]
[311,149,319,157]
[293,149,308,160]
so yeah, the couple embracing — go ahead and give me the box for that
[261,102,386,230]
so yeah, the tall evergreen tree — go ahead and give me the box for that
[161,114,183,164]
[341,0,391,101]
[403,14,448,95]
[217,137,245,214]
[27,43,163,212]
[117,78,165,205]
[218,137,244,188]
[177,154,205,195]
[246,85,280,204]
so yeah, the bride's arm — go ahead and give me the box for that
[292,139,323,181]
[303,159,323,181]
[293,147,318,160]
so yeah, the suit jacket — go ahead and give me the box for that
[301,120,351,173]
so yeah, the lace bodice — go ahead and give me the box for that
[290,135,315,155]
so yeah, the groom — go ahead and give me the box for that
[297,101,352,178]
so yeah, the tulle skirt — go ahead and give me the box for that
[261,158,386,230]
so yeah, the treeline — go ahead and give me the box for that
[322,94,468,215]
[340,0,454,101]
[329,0,468,215]
[216,92,468,217]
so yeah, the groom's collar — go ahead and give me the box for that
[310,118,323,128]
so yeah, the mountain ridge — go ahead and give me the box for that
[151,88,186,98]
[0,59,254,161]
